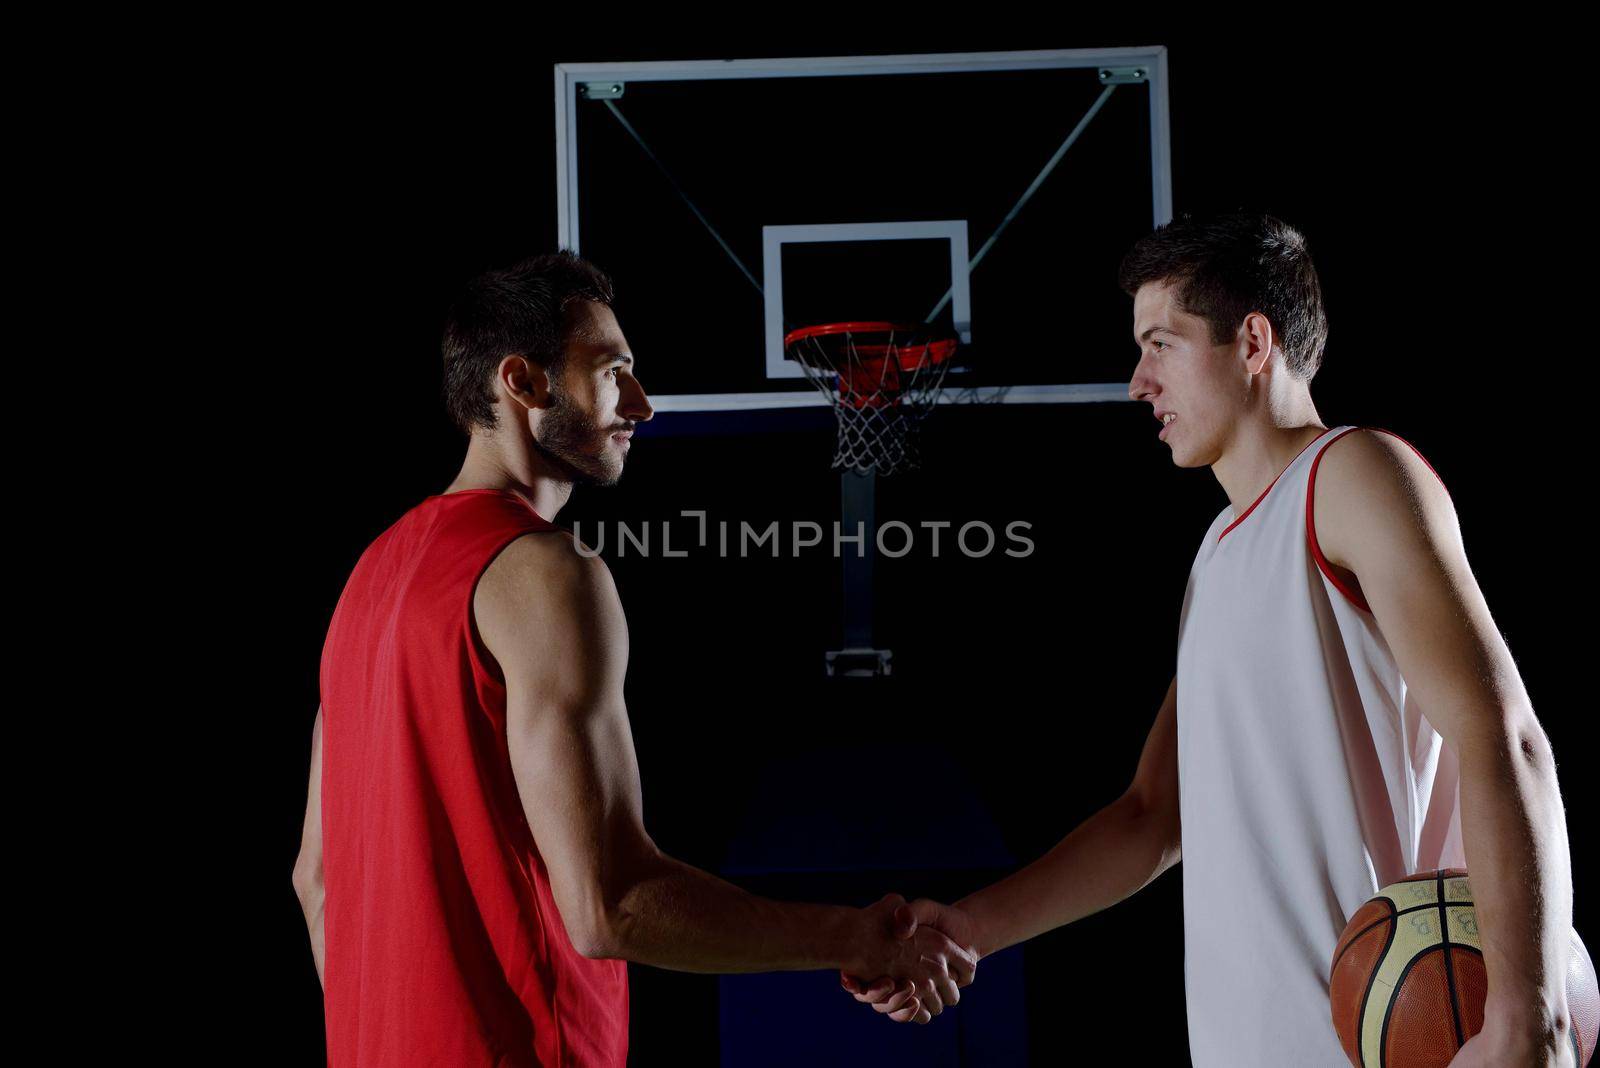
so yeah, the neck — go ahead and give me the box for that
[444,426,574,520]
[1210,399,1328,519]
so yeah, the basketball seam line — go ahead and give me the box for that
[1331,899,1476,974]
[1373,927,1483,1066]
[1359,899,1398,1068]
[1380,945,1452,1068]
[1376,946,1484,1061]
[1438,871,1466,1049]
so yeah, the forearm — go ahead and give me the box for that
[600,853,870,974]
[1458,711,1573,1048]
[958,793,1179,957]
[296,880,326,989]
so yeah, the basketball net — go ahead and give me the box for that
[784,321,959,476]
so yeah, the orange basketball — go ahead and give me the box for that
[1330,869,1598,1067]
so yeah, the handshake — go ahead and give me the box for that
[838,893,982,1025]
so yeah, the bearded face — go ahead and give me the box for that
[525,300,649,487]
[531,376,632,487]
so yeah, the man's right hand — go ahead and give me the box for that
[842,896,981,1024]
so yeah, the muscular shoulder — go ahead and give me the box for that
[475,532,624,673]
[1312,428,1457,573]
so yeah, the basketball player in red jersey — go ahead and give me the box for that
[844,215,1577,1066]
[293,252,974,1066]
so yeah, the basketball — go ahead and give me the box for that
[1330,869,1598,1066]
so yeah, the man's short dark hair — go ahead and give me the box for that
[441,250,617,432]
[1117,212,1329,380]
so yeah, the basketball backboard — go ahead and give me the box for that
[554,48,1171,414]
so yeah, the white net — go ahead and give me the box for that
[787,325,959,476]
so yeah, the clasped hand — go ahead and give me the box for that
[840,894,980,1025]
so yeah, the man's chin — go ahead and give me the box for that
[1167,439,1218,470]
[1164,440,1198,469]
[589,446,626,486]
[573,455,625,487]
[532,438,625,487]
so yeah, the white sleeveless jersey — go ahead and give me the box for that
[1175,426,1465,1066]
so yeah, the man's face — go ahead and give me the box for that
[1127,280,1249,469]
[531,301,653,486]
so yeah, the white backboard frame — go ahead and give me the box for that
[554,47,1172,412]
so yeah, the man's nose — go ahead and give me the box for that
[1128,352,1157,403]
[621,377,653,423]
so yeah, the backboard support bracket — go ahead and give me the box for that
[825,648,893,678]
[1097,66,1149,85]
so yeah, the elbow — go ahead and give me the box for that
[567,914,620,961]
[560,844,665,959]
[1511,715,1558,774]
[1154,820,1184,872]
[1469,708,1559,778]
[562,889,633,961]
[291,854,323,904]
[1123,790,1182,870]
[573,939,620,962]
[570,903,637,960]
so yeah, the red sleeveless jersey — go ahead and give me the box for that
[319,489,628,1067]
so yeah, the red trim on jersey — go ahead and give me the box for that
[1306,428,1372,611]
[1218,427,1336,542]
[1305,427,1450,614]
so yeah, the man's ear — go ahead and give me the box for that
[498,354,553,412]
[1240,312,1275,376]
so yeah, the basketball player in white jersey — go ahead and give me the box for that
[843,214,1577,1065]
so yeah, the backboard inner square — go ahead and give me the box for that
[763,221,971,380]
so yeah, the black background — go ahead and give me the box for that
[195,18,1592,1066]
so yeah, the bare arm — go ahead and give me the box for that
[1315,430,1573,1063]
[954,675,1181,958]
[844,677,1181,1018]
[291,706,326,989]
[474,534,973,995]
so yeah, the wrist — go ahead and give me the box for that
[837,906,877,976]
[954,894,995,959]
[1482,991,1570,1055]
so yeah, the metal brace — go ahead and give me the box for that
[579,81,625,100]
[824,647,893,678]
[1098,67,1148,85]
